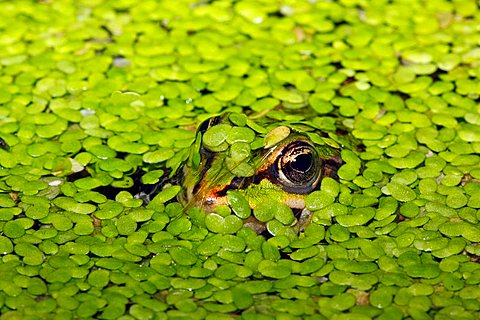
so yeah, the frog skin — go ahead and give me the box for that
[177,113,346,234]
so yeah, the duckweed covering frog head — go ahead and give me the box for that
[154,112,355,235]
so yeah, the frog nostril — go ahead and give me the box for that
[197,115,225,134]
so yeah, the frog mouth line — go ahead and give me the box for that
[203,156,342,201]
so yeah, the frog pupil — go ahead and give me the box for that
[290,153,313,172]
[284,151,315,183]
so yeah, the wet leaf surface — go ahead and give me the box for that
[0,0,479,319]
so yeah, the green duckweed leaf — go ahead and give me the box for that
[205,214,243,234]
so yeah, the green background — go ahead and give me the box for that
[0,0,480,319]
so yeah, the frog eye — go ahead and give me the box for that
[271,141,322,194]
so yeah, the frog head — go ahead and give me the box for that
[179,112,346,234]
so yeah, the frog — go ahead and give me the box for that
[163,112,349,235]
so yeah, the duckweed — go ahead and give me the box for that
[0,0,479,318]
